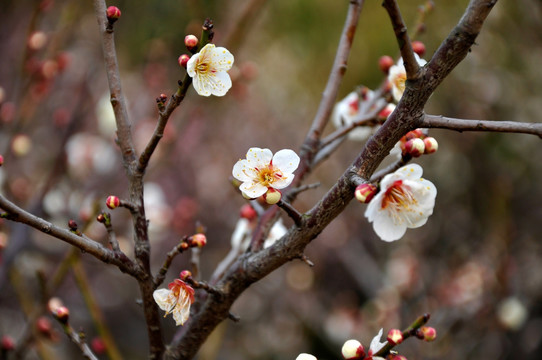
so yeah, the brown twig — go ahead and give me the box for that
[276,199,303,227]
[382,0,420,80]
[374,313,431,357]
[154,237,189,288]
[422,114,542,137]
[57,322,98,360]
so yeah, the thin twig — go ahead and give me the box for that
[154,237,189,288]
[276,200,303,227]
[57,323,99,360]
[422,114,542,138]
[382,0,420,79]
[374,314,431,357]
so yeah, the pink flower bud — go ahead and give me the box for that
[378,55,394,74]
[341,339,365,359]
[404,138,425,157]
[240,204,257,221]
[36,317,52,335]
[404,129,424,141]
[0,154,4,166]
[263,188,282,205]
[159,93,168,103]
[184,35,199,52]
[106,6,121,20]
[47,297,64,313]
[420,326,437,341]
[28,31,47,51]
[178,54,190,68]
[1,335,15,351]
[423,137,438,154]
[180,242,190,250]
[355,183,377,204]
[387,328,404,345]
[68,219,78,230]
[91,337,107,355]
[54,306,70,324]
[191,233,207,247]
[106,195,120,209]
[412,41,426,57]
[179,270,192,281]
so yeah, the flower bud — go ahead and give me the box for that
[106,195,120,209]
[377,104,395,120]
[403,138,425,157]
[404,129,424,141]
[178,54,190,68]
[28,31,47,51]
[1,335,15,351]
[91,337,106,355]
[263,188,282,205]
[36,317,52,335]
[355,183,377,204]
[240,204,257,221]
[179,270,192,281]
[184,35,199,52]
[0,154,4,166]
[191,233,207,247]
[96,213,106,223]
[54,306,70,324]
[378,55,394,74]
[411,41,426,57]
[423,137,438,154]
[158,93,168,103]
[296,354,317,360]
[420,326,437,342]
[106,6,121,22]
[180,242,190,250]
[47,297,64,313]
[387,329,404,345]
[12,134,32,157]
[68,220,78,231]
[341,339,365,359]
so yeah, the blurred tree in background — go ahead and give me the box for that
[0,0,541,359]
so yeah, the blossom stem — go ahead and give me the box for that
[154,237,189,288]
[276,199,303,226]
[186,278,223,299]
[382,0,420,80]
[374,313,431,357]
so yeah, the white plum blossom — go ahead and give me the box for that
[367,328,387,359]
[365,164,437,242]
[153,279,195,326]
[387,54,427,102]
[231,217,287,252]
[332,89,387,141]
[186,43,234,96]
[296,354,317,360]
[232,147,300,199]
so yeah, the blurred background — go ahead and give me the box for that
[1,0,542,359]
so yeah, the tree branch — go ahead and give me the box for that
[422,114,542,137]
[382,0,420,79]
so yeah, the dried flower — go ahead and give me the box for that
[153,278,195,326]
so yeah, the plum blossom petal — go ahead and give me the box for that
[232,147,300,199]
[153,279,195,326]
[388,54,427,102]
[186,44,234,97]
[368,328,387,357]
[365,164,437,242]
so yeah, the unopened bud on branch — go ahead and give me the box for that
[106,195,120,209]
[355,183,377,204]
[420,326,437,341]
[423,137,438,154]
[184,35,199,52]
[263,188,282,205]
[191,233,207,247]
[179,270,192,281]
[387,328,404,345]
[106,6,121,24]
[1,335,15,351]
[403,138,425,157]
[412,41,426,57]
[378,55,394,74]
[341,339,365,359]
[178,54,190,69]
[54,306,70,324]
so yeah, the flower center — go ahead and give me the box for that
[393,72,406,93]
[255,165,282,187]
[381,180,416,211]
[196,61,210,74]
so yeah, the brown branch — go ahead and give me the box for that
[56,322,98,360]
[92,0,136,170]
[382,0,419,79]
[374,313,431,357]
[0,194,140,278]
[276,199,303,226]
[422,114,542,137]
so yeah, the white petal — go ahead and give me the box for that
[398,163,424,179]
[240,181,268,198]
[232,159,257,182]
[172,293,192,326]
[246,147,272,167]
[371,208,408,242]
[369,328,387,354]
[208,70,232,97]
[192,74,212,97]
[186,54,199,77]
[210,46,234,71]
[269,174,294,189]
[272,149,300,174]
[153,289,173,311]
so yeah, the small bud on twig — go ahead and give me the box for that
[387,328,404,345]
[106,195,120,209]
[54,306,70,324]
[178,54,190,69]
[379,55,394,74]
[184,35,199,52]
[106,6,121,24]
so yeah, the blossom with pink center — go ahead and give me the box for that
[186,43,234,96]
[153,278,195,326]
[365,164,436,242]
[232,147,300,199]
[387,54,427,102]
